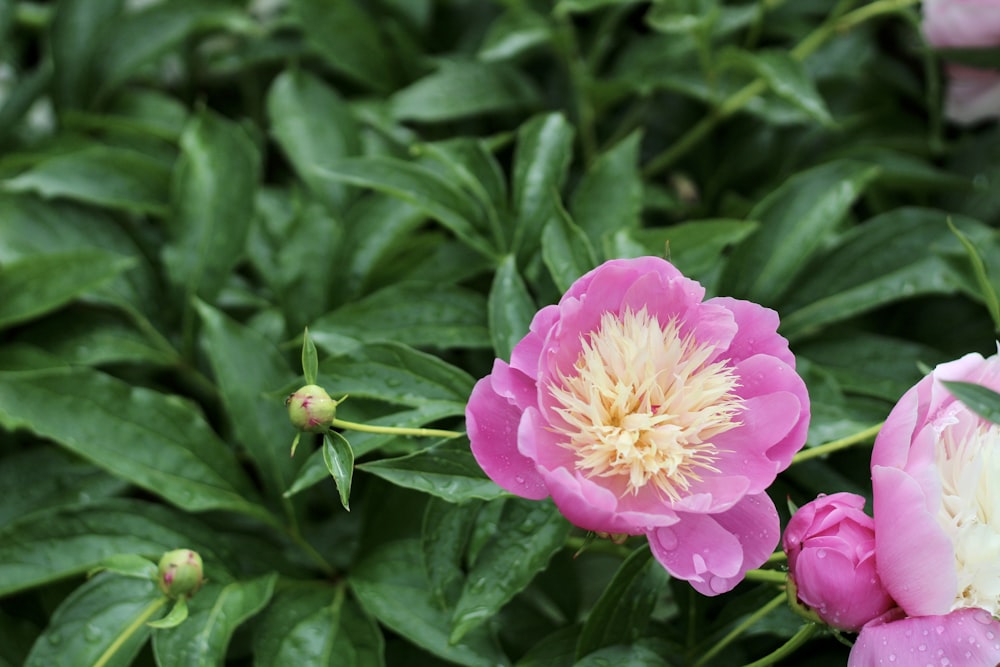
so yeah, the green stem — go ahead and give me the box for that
[92,596,168,667]
[564,535,634,558]
[740,623,821,667]
[791,422,883,464]
[765,550,787,565]
[331,418,463,440]
[743,569,787,585]
[693,592,786,667]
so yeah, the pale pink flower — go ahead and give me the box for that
[466,257,810,595]
[850,353,1000,665]
[783,493,895,631]
[922,0,1000,124]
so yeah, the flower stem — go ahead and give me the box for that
[693,592,786,667]
[743,569,787,585]
[330,418,463,439]
[740,623,821,667]
[93,596,168,667]
[791,422,883,464]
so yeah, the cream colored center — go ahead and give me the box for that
[935,419,1000,614]
[548,307,743,500]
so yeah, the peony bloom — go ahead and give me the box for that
[922,0,1000,124]
[466,257,810,595]
[782,492,895,631]
[850,352,1000,665]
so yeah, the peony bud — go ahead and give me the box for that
[157,549,204,599]
[782,493,895,632]
[286,384,337,432]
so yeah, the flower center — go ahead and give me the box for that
[547,307,743,500]
[935,420,1000,614]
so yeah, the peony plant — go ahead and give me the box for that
[467,256,810,595]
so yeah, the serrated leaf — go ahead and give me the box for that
[423,498,482,609]
[313,157,496,259]
[542,200,598,293]
[25,573,166,667]
[569,131,643,250]
[719,160,880,304]
[267,68,360,210]
[391,60,540,122]
[317,342,474,414]
[0,250,135,331]
[943,381,1000,424]
[324,431,355,511]
[147,598,189,629]
[450,499,570,642]
[0,367,268,520]
[359,439,507,503]
[575,546,668,658]
[350,539,509,667]
[0,499,239,597]
[512,113,575,257]
[311,282,489,350]
[152,574,277,667]
[163,109,261,302]
[488,255,537,361]
[3,146,171,215]
[725,49,833,126]
[194,300,301,498]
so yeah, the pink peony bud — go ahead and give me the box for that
[286,384,337,432]
[157,549,204,599]
[783,492,895,632]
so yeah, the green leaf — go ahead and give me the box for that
[779,208,968,340]
[719,160,880,304]
[479,8,552,62]
[3,146,171,215]
[313,157,496,259]
[152,574,277,667]
[0,250,135,331]
[50,0,123,109]
[542,200,598,293]
[489,255,537,361]
[163,109,261,302]
[575,546,668,658]
[324,431,355,511]
[194,300,301,498]
[318,342,474,414]
[943,381,1000,424]
[293,0,395,92]
[147,598,189,629]
[0,446,126,529]
[254,585,342,666]
[350,539,509,667]
[629,219,758,288]
[512,113,575,258]
[574,643,669,666]
[0,499,239,597]
[422,498,481,609]
[267,68,360,210]
[450,499,570,643]
[359,439,507,504]
[25,573,166,667]
[646,0,719,33]
[570,131,643,251]
[948,218,1000,332]
[310,282,489,350]
[391,60,540,122]
[724,49,833,126]
[556,0,646,14]
[514,626,579,667]
[88,554,158,581]
[302,328,320,385]
[0,367,268,520]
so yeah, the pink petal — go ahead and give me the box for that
[510,304,559,379]
[944,65,1000,125]
[466,369,548,500]
[872,465,956,616]
[849,608,1000,667]
[563,256,684,303]
[922,0,1000,48]
[707,296,793,367]
[649,492,779,596]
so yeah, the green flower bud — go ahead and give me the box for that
[157,549,204,599]
[286,384,337,432]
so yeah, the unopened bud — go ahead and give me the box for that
[157,549,204,599]
[286,384,337,432]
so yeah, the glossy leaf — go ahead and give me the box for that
[450,499,571,642]
[324,431,355,511]
[943,381,1000,424]
[359,439,507,504]
[302,328,320,385]
[350,539,509,667]
[488,255,537,361]
[0,367,268,520]
[50,0,123,109]
[152,573,277,667]
[725,49,833,126]
[88,554,158,581]
[574,643,669,666]
[569,131,643,251]
[422,498,481,609]
[542,200,598,293]
[0,250,135,331]
[948,218,1000,332]
[147,598,189,629]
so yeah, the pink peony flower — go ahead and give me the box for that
[466,257,810,595]
[922,0,1000,124]
[782,492,895,632]
[849,352,1000,665]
